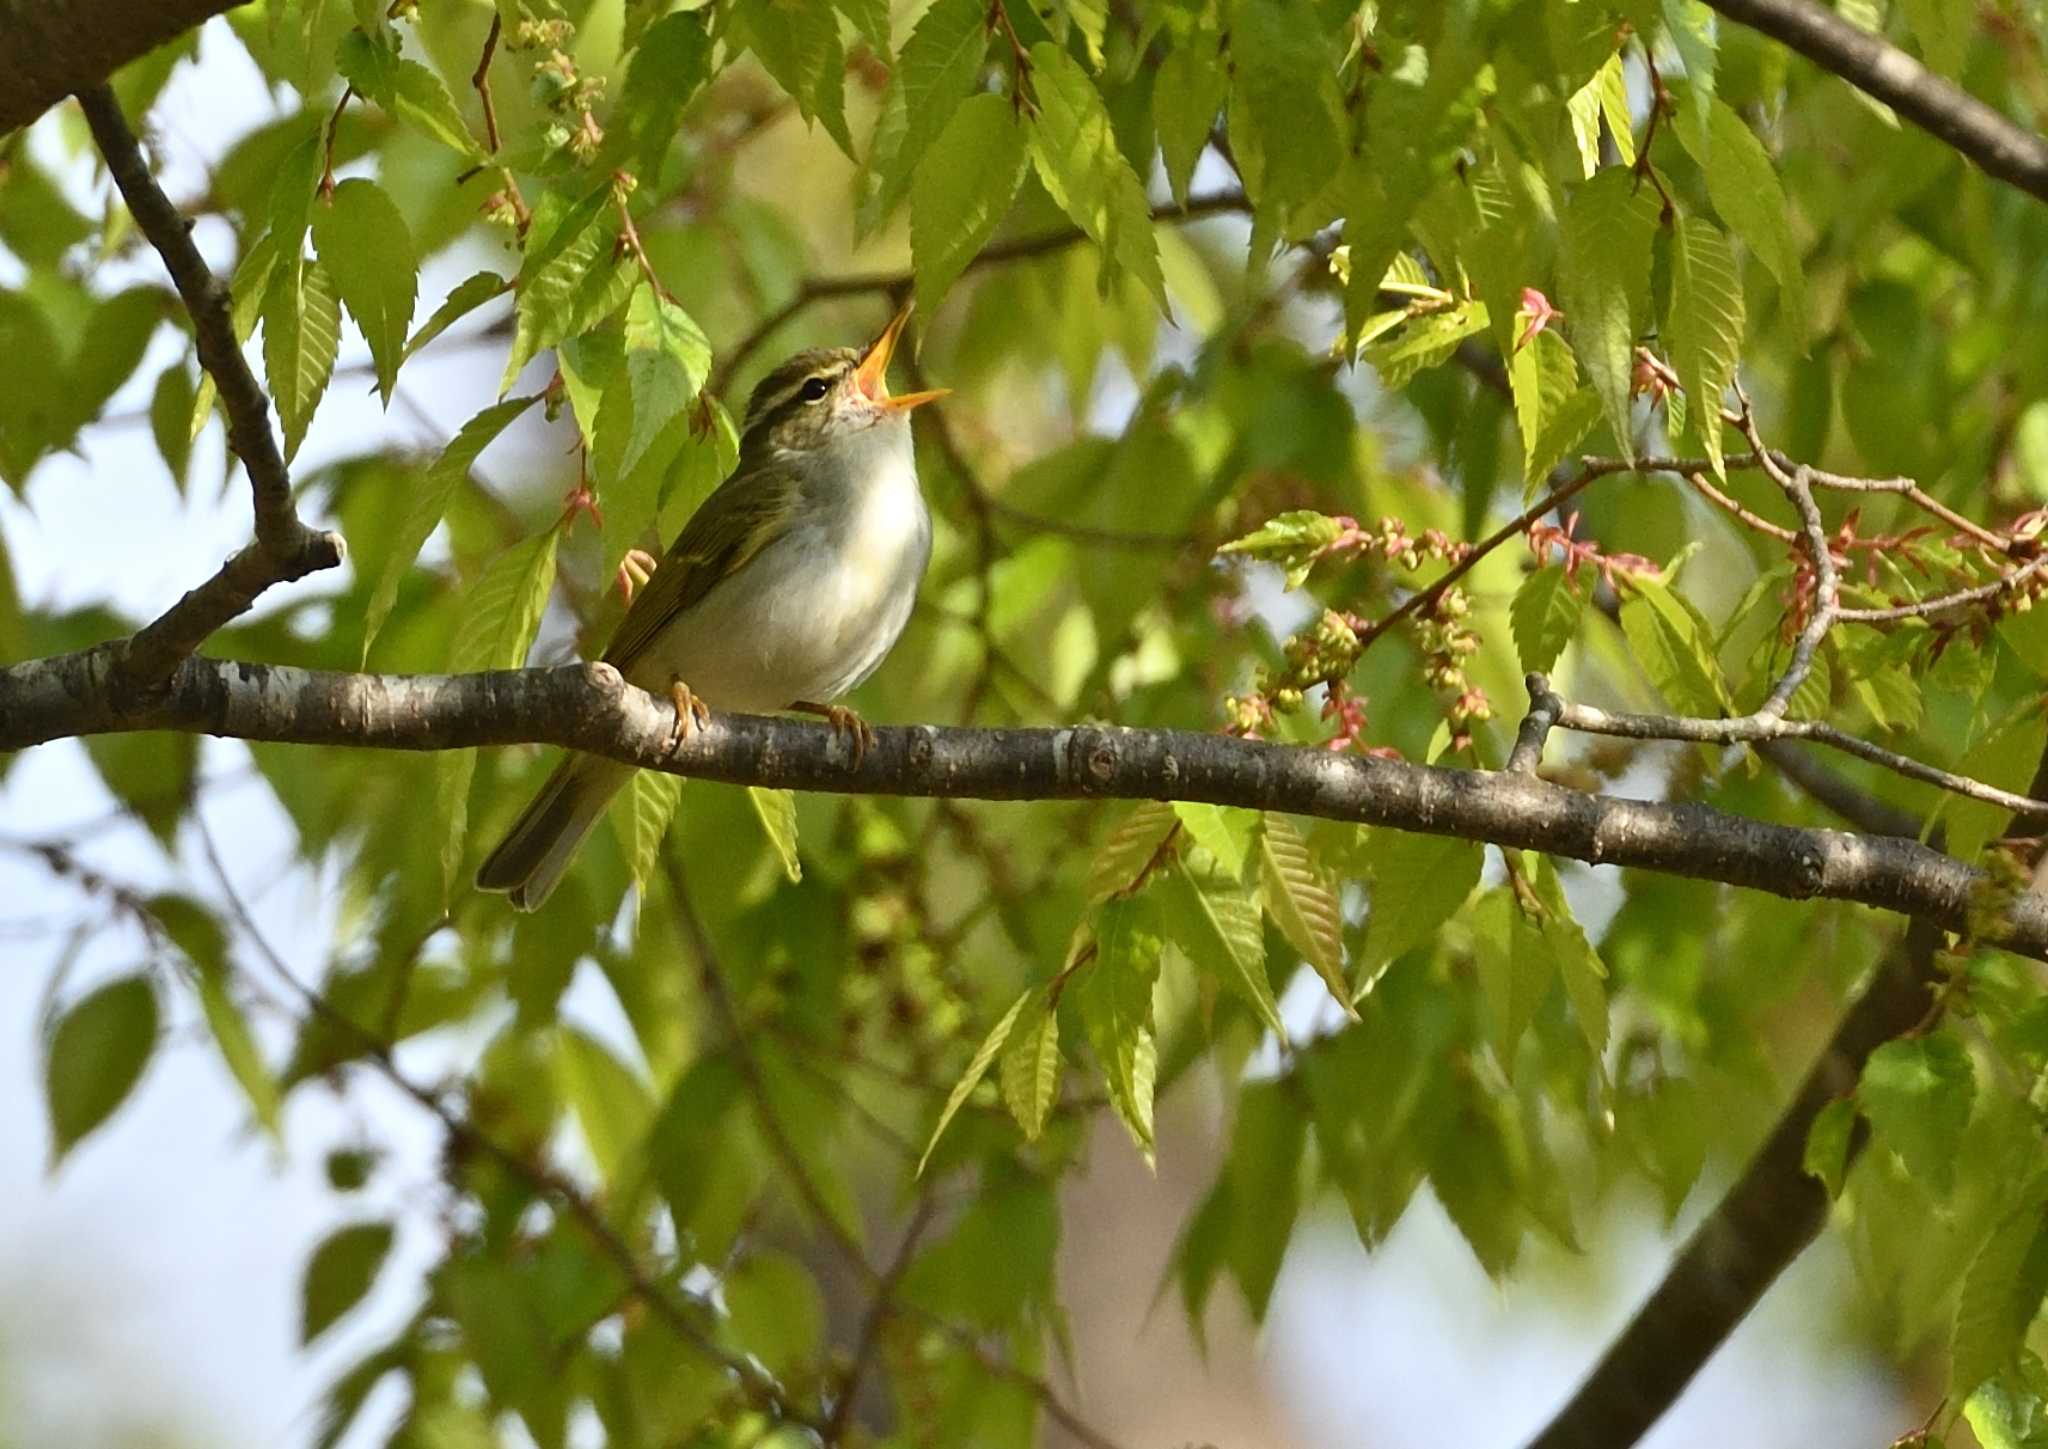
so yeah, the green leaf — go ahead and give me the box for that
[748,787,802,883]
[1155,31,1227,205]
[438,529,560,896]
[738,1,853,155]
[149,363,194,491]
[1510,564,1586,675]
[1026,42,1168,313]
[1080,896,1164,1160]
[262,255,341,463]
[1566,53,1634,177]
[192,231,282,439]
[919,989,1030,1174]
[82,732,198,846]
[362,395,537,660]
[499,186,628,394]
[311,178,417,405]
[1665,217,1744,477]
[595,283,712,484]
[1802,1095,1857,1198]
[1953,1175,2048,1407]
[1661,0,1718,130]
[1675,96,1805,336]
[1361,301,1491,389]
[1471,889,1553,1074]
[617,12,715,175]
[45,974,159,1164]
[1216,508,1343,588]
[1229,0,1344,228]
[1258,814,1350,1012]
[911,93,1029,322]
[1560,167,1658,461]
[337,28,482,160]
[1087,800,1179,902]
[401,270,507,365]
[1160,857,1285,1035]
[724,1251,826,1378]
[1360,828,1484,977]
[1222,1078,1306,1321]
[625,768,684,906]
[1527,856,1610,1062]
[301,1222,394,1345]
[1859,1032,1975,1198]
[556,1027,654,1185]
[1172,801,1257,880]
[153,893,283,1142]
[1510,329,1596,487]
[1900,0,1967,74]
[1967,1365,2048,1449]
[1619,572,1734,716]
[999,994,1061,1142]
[1933,705,2048,863]
[860,0,988,229]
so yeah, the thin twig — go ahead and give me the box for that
[472,13,504,154]
[825,1195,938,1445]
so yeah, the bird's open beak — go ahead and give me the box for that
[855,301,951,411]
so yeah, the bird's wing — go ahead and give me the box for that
[602,461,802,674]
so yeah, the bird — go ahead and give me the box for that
[475,301,948,910]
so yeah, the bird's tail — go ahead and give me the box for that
[474,753,634,911]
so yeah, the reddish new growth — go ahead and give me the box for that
[1525,512,1657,590]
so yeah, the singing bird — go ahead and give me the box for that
[475,303,948,910]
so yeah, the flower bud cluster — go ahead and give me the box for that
[524,29,606,163]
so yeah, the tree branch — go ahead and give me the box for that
[77,86,345,688]
[9,648,2048,958]
[0,0,244,134]
[1701,0,2048,206]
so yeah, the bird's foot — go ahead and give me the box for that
[793,700,875,766]
[616,547,659,603]
[664,678,711,756]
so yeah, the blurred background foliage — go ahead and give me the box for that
[11,0,2048,1444]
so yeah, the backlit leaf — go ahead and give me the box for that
[912,93,1029,323]
[1259,814,1350,1012]
[45,974,159,1164]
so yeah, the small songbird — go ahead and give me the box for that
[475,302,948,910]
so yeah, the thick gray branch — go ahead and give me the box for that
[76,86,345,689]
[0,0,243,134]
[1703,0,2048,205]
[7,648,2046,958]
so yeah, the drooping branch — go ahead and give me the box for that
[8,646,2048,959]
[76,87,346,688]
[1701,0,2048,206]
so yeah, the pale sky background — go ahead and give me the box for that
[0,22,1908,1449]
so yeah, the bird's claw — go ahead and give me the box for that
[664,678,711,756]
[795,700,875,766]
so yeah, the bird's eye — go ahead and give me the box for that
[798,376,832,403]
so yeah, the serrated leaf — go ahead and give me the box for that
[438,529,560,898]
[1087,800,1179,902]
[363,395,537,660]
[1510,564,1585,674]
[626,768,684,904]
[1953,1175,2048,1406]
[153,893,283,1142]
[337,28,482,159]
[1258,814,1350,1012]
[1676,96,1805,336]
[1860,1032,1975,1198]
[302,1222,394,1345]
[919,989,1030,1174]
[911,93,1029,323]
[999,995,1061,1142]
[860,0,988,230]
[1471,889,1552,1075]
[1359,827,1483,976]
[45,974,159,1164]
[1510,329,1590,486]
[1666,217,1744,477]
[748,787,802,883]
[1620,572,1733,716]
[1217,508,1343,588]
[739,0,853,155]
[312,178,417,405]
[1172,801,1257,880]
[192,230,282,440]
[1026,42,1168,313]
[1161,857,1284,1035]
[402,272,505,368]
[1561,167,1658,461]
[1361,301,1491,389]
[1080,896,1163,1160]
[1155,31,1226,205]
[262,255,341,463]
[1934,705,2048,862]
[1566,53,1633,177]
[1662,0,1718,130]
[1229,0,1344,228]
[595,283,712,485]
[1527,856,1609,1062]
[499,186,625,394]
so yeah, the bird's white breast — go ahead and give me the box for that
[630,416,931,713]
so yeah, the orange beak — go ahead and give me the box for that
[854,300,950,411]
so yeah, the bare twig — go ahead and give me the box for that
[472,13,504,154]
[825,1196,938,1445]
[77,87,346,689]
